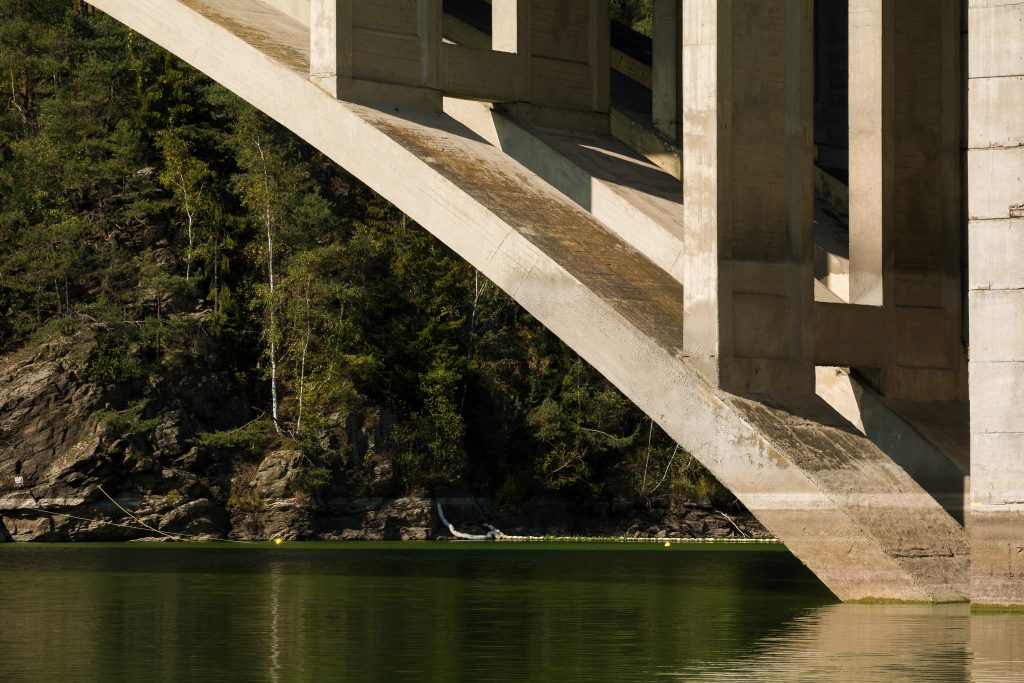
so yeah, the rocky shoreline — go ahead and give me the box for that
[0,336,768,544]
[0,495,769,543]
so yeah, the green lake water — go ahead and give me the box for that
[0,542,1021,682]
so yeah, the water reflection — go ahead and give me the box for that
[0,543,1020,682]
[670,603,994,682]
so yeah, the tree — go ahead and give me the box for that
[156,128,211,281]
[230,109,332,434]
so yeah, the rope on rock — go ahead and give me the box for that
[23,487,254,543]
[97,484,182,541]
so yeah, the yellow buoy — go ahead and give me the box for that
[274,538,284,545]
[663,541,671,548]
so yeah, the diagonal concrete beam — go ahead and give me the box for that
[86,0,967,602]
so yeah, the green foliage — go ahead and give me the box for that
[85,339,143,384]
[610,0,652,36]
[294,465,331,496]
[96,400,161,440]
[194,420,275,454]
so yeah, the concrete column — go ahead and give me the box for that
[968,0,1024,608]
[836,0,964,402]
[493,0,530,97]
[886,0,965,401]
[309,0,441,108]
[310,0,350,97]
[812,0,849,178]
[492,0,528,53]
[682,0,814,394]
[496,0,610,129]
[847,0,893,308]
[652,1,681,144]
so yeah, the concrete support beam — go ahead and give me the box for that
[812,1,965,403]
[968,0,1024,608]
[682,0,814,393]
[309,0,346,97]
[888,0,965,401]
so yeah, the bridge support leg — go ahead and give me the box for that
[968,0,1024,608]
[493,0,610,131]
[681,0,815,394]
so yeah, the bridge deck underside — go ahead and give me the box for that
[88,0,970,602]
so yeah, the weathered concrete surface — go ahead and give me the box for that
[968,0,1024,607]
[971,510,1024,608]
[442,96,686,285]
[815,367,967,524]
[85,0,969,601]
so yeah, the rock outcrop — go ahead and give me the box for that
[0,335,766,542]
[228,449,314,540]
[0,335,231,540]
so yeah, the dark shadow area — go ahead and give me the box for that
[444,0,491,36]
[730,390,866,439]
[365,102,492,147]
[814,0,850,183]
[495,120,683,207]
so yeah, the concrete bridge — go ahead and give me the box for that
[85,0,1022,607]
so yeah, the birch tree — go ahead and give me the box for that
[230,110,332,435]
[156,129,211,282]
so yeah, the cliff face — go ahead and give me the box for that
[0,335,221,540]
[0,334,435,542]
[0,334,766,543]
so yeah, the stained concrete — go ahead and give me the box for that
[816,367,967,524]
[968,0,1024,608]
[84,0,974,602]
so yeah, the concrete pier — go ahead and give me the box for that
[968,0,1024,609]
[81,0,1022,605]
